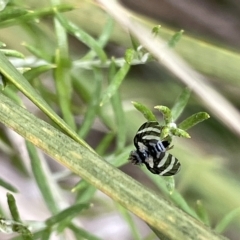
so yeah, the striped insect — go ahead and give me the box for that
[129,121,181,176]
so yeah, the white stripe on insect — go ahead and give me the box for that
[142,135,159,140]
[137,142,148,152]
[157,153,169,168]
[159,157,176,176]
[137,127,160,135]
[145,155,154,168]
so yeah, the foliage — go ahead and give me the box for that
[0,1,239,240]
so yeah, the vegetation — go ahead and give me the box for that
[0,0,239,239]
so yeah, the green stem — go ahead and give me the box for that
[0,93,227,240]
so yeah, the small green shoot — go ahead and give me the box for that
[132,87,210,193]
[0,193,33,239]
[168,30,184,48]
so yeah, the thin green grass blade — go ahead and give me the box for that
[0,51,93,152]
[171,87,191,121]
[26,142,60,214]
[195,200,211,226]
[45,203,88,227]
[100,61,130,106]
[0,7,28,21]
[0,93,227,240]
[22,43,50,62]
[69,224,102,240]
[23,65,56,81]
[0,4,74,28]
[109,60,126,152]
[215,207,240,233]
[56,12,107,63]
[53,21,76,130]
[0,178,18,193]
[0,49,24,58]
[116,204,141,240]
[78,68,102,138]
[81,17,114,61]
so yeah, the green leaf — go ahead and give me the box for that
[0,4,74,28]
[151,25,161,36]
[215,207,240,233]
[168,30,184,48]
[132,101,157,121]
[125,48,135,64]
[129,34,140,51]
[143,168,200,221]
[26,142,60,214]
[171,87,191,121]
[154,105,172,124]
[195,200,210,226]
[0,41,6,47]
[109,60,126,152]
[75,182,96,204]
[40,228,51,240]
[0,49,24,58]
[46,203,88,227]
[22,42,51,62]
[23,65,56,81]
[178,112,210,131]
[0,93,226,240]
[116,204,141,240]
[7,193,21,222]
[0,50,93,153]
[53,16,76,130]
[163,176,175,194]
[0,7,28,22]
[100,61,130,106]
[69,224,102,240]
[95,132,115,155]
[56,12,107,63]
[0,178,18,192]
[78,68,102,138]
[81,17,114,61]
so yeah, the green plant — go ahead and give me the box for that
[0,1,239,240]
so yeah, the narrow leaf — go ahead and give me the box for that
[0,49,24,58]
[195,200,210,226]
[171,87,191,121]
[0,93,227,240]
[116,204,141,240]
[56,12,107,62]
[69,224,102,240]
[154,105,172,124]
[46,203,88,227]
[7,193,21,222]
[178,112,210,130]
[24,64,56,81]
[215,207,240,233]
[168,30,184,48]
[0,178,18,192]
[0,7,28,21]
[100,61,130,106]
[125,48,135,64]
[109,60,126,152]
[132,101,157,121]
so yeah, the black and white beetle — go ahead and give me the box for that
[129,121,181,176]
